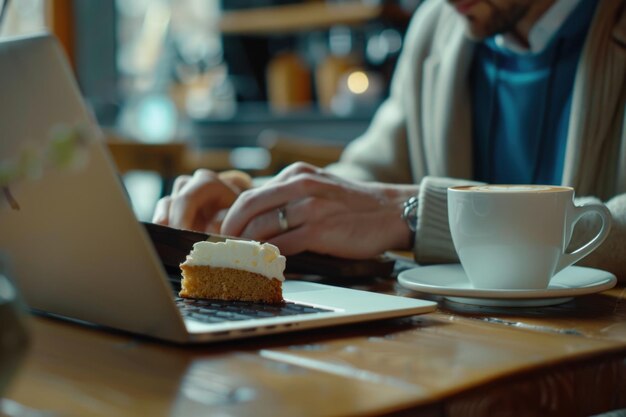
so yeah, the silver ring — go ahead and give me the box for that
[277,206,289,232]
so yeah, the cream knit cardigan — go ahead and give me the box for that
[327,0,626,279]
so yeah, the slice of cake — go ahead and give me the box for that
[179,239,285,303]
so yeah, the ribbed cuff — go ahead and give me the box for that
[413,176,483,264]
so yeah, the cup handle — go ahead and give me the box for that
[555,203,612,273]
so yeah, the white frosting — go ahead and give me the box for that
[184,239,286,281]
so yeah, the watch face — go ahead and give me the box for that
[402,196,418,232]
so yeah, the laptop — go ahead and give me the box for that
[0,34,436,344]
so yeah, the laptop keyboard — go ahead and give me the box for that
[175,297,333,324]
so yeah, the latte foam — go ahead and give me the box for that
[452,185,570,193]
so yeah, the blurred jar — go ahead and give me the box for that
[316,54,358,113]
[266,51,312,113]
[0,256,30,396]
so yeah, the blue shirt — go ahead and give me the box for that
[471,0,598,185]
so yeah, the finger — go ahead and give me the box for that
[221,173,337,236]
[268,217,382,259]
[169,174,238,230]
[267,225,316,256]
[238,207,286,241]
[152,196,172,225]
[172,169,221,199]
[238,199,301,241]
[183,186,237,231]
[240,197,336,241]
[267,224,358,259]
[205,208,229,234]
[190,169,244,197]
[267,162,346,190]
[172,175,191,195]
[218,170,253,192]
[265,162,320,185]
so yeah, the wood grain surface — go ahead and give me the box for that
[3,276,626,417]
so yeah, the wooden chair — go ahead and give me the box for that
[105,128,235,178]
[105,133,241,197]
[106,140,186,177]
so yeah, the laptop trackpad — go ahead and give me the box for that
[283,281,330,294]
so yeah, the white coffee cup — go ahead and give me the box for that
[447,185,612,290]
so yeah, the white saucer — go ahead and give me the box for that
[397,264,617,307]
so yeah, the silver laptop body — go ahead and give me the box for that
[0,34,435,343]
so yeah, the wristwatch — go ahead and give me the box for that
[401,195,419,232]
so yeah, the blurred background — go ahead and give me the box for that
[0,0,421,220]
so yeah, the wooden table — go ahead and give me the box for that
[3,269,626,417]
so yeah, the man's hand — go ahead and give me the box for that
[221,162,417,258]
[152,169,251,233]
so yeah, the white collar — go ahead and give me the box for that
[495,0,583,54]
